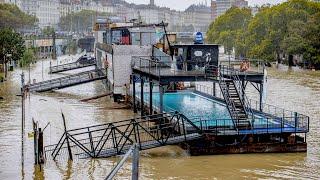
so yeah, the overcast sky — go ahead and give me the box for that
[125,0,286,10]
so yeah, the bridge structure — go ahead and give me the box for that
[24,69,107,93]
[49,57,96,74]
[44,112,204,159]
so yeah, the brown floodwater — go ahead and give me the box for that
[0,58,319,179]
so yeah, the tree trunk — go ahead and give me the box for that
[288,54,294,67]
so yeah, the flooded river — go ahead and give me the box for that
[0,58,319,179]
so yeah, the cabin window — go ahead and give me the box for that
[131,32,141,45]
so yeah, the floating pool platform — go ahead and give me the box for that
[129,48,309,155]
[132,91,308,155]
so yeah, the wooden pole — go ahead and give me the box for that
[62,113,73,161]
[38,128,44,164]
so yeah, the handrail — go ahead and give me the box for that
[26,69,106,92]
[106,144,139,180]
[229,66,255,121]
[218,70,238,128]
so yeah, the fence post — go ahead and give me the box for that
[132,144,139,180]
[38,128,44,164]
[294,112,298,143]
[62,113,73,161]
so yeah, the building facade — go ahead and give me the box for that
[214,0,248,17]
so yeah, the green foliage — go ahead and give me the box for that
[66,40,78,55]
[0,28,25,66]
[207,0,320,65]
[42,26,55,36]
[59,10,109,32]
[19,48,35,67]
[207,7,252,56]
[0,3,37,30]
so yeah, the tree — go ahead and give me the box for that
[59,10,109,32]
[0,28,25,65]
[207,7,252,57]
[19,48,35,67]
[246,0,320,63]
[0,3,37,30]
[42,26,55,36]
[208,0,320,67]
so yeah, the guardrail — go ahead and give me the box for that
[194,83,309,132]
[131,56,212,77]
[106,144,139,180]
[219,58,265,74]
[131,91,309,135]
[190,115,309,135]
[26,69,106,92]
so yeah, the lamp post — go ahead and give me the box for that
[4,53,12,79]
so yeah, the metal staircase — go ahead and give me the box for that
[219,78,251,130]
[25,69,107,92]
[50,57,96,74]
[206,65,253,130]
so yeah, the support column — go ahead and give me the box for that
[149,81,153,115]
[140,77,144,116]
[212,82,216,97]
[259,83,263,112]
[159,85,164,113]
[242,80,245,100]
[132,144,139,180]
[132,75,137,113]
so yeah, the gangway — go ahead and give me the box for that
[44,112,203,160]
[50,57,96,73]
[25,69,107,92]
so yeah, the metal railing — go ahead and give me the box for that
[194,83,309,132]
[45,112,202,160]
[50,60,96,74]
[231,68,255,120]
[191,115,309,136]
[106,144,139,180]
[218,74,239,128]
[131,56,211,77]
[26,69,106,92]
[219,58,265,74]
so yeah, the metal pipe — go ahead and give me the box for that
[133,75,137,113]
[62,113,73,161]
[140,78,144,116]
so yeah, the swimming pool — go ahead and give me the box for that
[136,91,296,131]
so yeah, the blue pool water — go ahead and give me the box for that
[137,91,295,130]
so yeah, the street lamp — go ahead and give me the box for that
[4,53,12,79]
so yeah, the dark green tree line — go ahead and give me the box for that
[59,10,109,32]
[0,3,37,30]
[207,0,320,65]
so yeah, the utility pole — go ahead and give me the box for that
[52,31,57,60]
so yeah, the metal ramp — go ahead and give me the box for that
[25,69,106,92]
[44,112,203,160]
[50,58,96,74]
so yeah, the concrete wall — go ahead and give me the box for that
[111,45,152,95]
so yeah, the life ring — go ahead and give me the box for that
[240,61,250,72]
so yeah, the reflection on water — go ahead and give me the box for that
[0,58,319,179]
